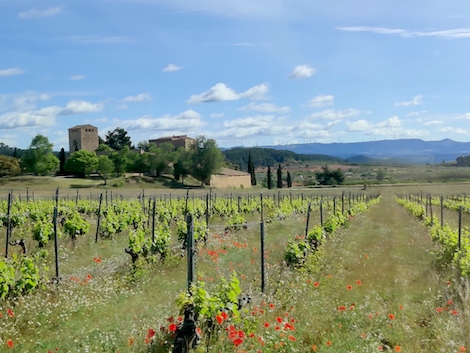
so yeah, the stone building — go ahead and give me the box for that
[149,135,195,150]
[68,124,99,152]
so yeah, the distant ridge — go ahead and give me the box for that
[262,139,470,164]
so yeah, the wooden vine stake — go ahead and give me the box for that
[4,192,12,258]
[305,203,312,238]
[260,193,266,293]
[95,193,103,243]
[458,206,463,250]
[53,188,60,281]
[186,213,195,292]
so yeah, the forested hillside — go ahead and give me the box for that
[223,147,342,170]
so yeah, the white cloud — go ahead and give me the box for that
[238,102,290,114]
[162,64,182,72]
[347,116,403,136]
[66,36,133,44]
[187,83,268,103]
[0,111,55,129]
[122,109,203,131]
[458,113,470,120]
[406,110,427,117]
[308,95,334,108]
[70,75,85,81]
[210,113,224,118]
[223,115,275,129]
[0,68,25,77]
[59,100,103,115]
[421,120,444,126]
[307,109,361,121]
[18,6,63,19]
[438,127,468,134]
[395,95,423,107]
[289,64,316,79]
[122,93,152,103]
[338,26,470,39]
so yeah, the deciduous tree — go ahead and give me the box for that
[21,134,59,176]
[0,155,21,177]
[190,136,224,185]
[104,127,132,151]
[97,155,114,185]
[64,150,98,177]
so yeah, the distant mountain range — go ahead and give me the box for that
[262,139,470,164]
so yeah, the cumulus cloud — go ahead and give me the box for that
[458,113,470,120]
[59,101,103,115]
[218,115,288,138]
[121,109,203,131]
[338,26,470,39]
[438,127,468,134]
[70,75,85,81]
[162,64,182,72]
[238,102,290,114]
[289,64,316,79]
[346,117,431,139]
[0,68,25,77]
[122,93,152,103]
[308,95,334,108]
[395,95,423,107]
[0,111,56,129]
[421,120,444,126]
[307,109,361,121]
[187,83,268,103]
[18,6,63,19]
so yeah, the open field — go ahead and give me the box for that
[1,180,470,352]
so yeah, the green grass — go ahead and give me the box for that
[0,184,469,352]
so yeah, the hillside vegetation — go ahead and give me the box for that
[223,147,343,170]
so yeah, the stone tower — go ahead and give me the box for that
[68,124,99,152]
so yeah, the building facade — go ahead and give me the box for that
[68,124,99,152]
[210,168,252,188]
[149,135,195,150]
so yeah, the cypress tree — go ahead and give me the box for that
[287,171,292,188]
[248,153,257,186]
[267,166,272,189]
[277,164,283,188]
[59,148,66,174]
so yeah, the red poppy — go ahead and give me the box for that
[451,310,458,315]
[388,313,395,320]
[276,317,283,323]
[264,322,270,328]
[233,338,243,347]
[338,306,347,311]
[221,311,228,320]
[436,307,443,313]
[169,323,178,332]
[216,314,224,324]
[356,280,362,285]
[288,335,296,341]
[7,309,14,317]
[347,285,352,290]
[313,281,320,287]
[6,339,13,348]
[394,346,401,352]
[447,299,453,305]
[269,303,275,309]
[326,341,332,346]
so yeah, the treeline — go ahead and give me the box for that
[0,128,224,185]
[223,147,342,170]
[455,155,470,167]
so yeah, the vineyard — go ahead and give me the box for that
[1,185,469,352]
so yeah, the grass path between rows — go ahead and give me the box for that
[292,192,468,352]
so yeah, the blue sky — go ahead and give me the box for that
[2,1,470,151]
